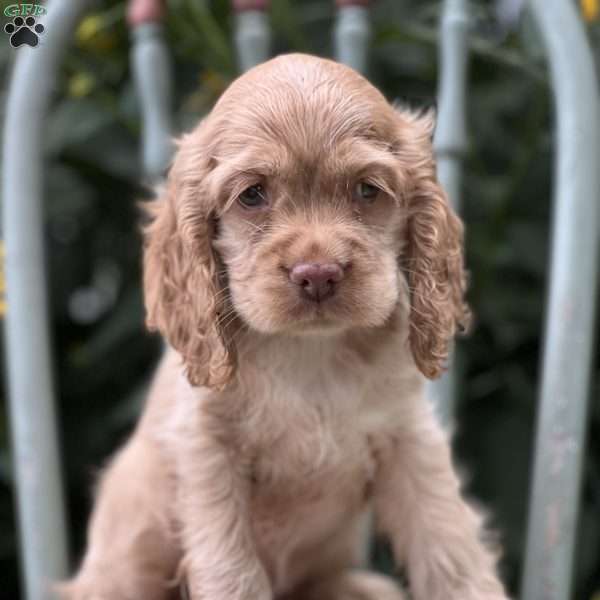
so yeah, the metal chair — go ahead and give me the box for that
[2,1,599,599]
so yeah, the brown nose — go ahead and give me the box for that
[289,262,344,302]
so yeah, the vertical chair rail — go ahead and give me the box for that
[233,0,271,73]
[1,1,91,598]
[428,0,470,424]
[522,2,600,599]
[128,0,173,182]
[334,0,371,74]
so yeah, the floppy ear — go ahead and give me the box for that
[396,107,471,379]
[142,137,235,390]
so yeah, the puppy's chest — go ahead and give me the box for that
[236,374,379,498]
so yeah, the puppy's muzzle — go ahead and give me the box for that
[289,262,345,302]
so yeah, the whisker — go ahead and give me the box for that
[400,266,448,276]
[217,306,238,324]
[241,219,265,232]
[227,321,250,346]
[220,313,240,330]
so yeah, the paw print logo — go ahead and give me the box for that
[4,16,44,48]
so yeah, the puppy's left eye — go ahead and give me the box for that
[353,181,380,203]
[238,184,267,209]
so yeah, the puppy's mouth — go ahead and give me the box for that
[231,255,398,336]
[286,306,348,334]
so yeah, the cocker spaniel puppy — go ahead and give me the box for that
[62,54,508,600]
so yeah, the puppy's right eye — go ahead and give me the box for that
[353,181,380,204]
[238,184,267,209]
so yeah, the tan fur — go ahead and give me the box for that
[61,54,507,600]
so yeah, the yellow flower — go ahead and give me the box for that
[75,14,118,52]
[201,70,229,96]
[76,15,104,45]
[582,0,599,21]
[68,73,95,98]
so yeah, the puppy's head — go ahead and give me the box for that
[143,54,470,389]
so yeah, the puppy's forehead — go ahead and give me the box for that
[210,54,395,154]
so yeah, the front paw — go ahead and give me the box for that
[55,576,176,600]
[183,573,273,600]
[443,588,511,600]
[54,580,109,600]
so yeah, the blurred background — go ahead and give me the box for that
[1,0,599,598]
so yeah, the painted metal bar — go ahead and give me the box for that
[427,0,470,425]
[128,0,173,182]
[1,1,91,598]
[521,2,600,599]
[495,0,526,35]
[232,0,271,73]
[334,0,371,74]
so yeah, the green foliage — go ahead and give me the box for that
[0,1,599,598]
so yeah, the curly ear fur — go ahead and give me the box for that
[143,139,235,390]
[396,107,471,379]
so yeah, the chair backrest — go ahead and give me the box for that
[2,2,599,599]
